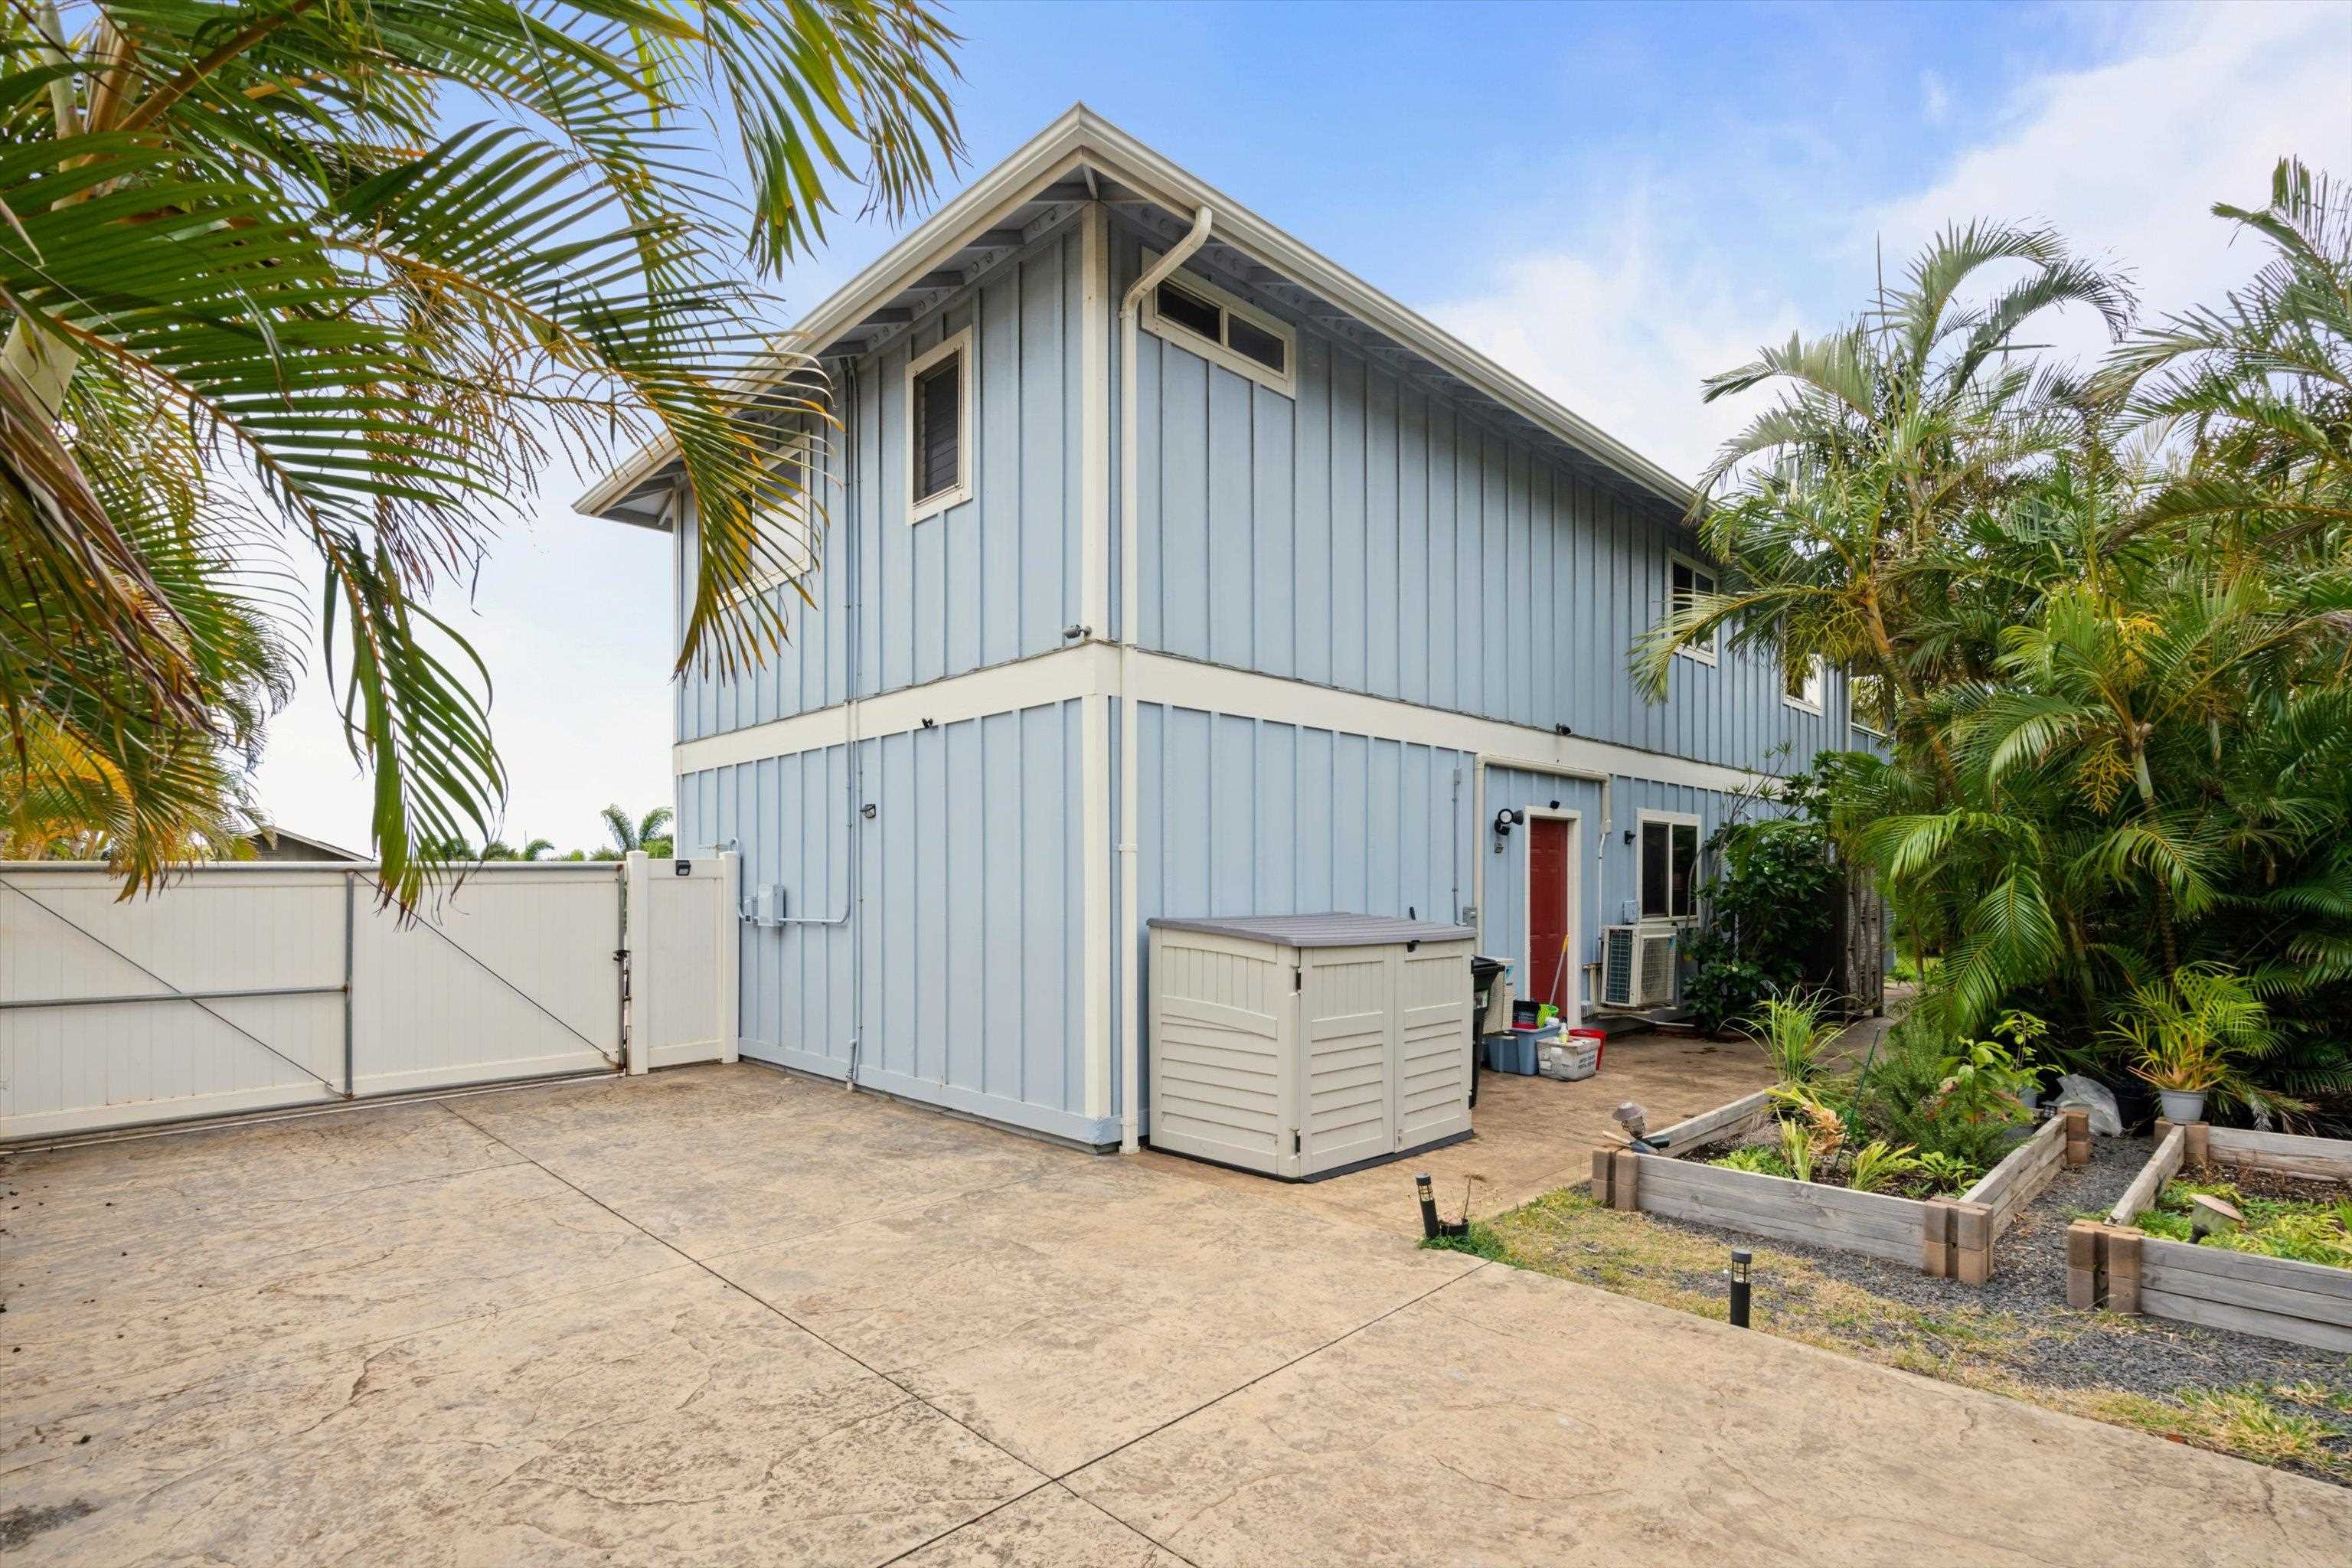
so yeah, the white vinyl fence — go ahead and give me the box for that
[1,852,737,1140]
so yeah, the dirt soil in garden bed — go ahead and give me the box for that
[1475,1134,2352,1489]
[2183,1163,2351,1207]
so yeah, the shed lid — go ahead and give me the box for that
[1147,912,1478,948]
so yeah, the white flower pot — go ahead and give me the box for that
[2158,1088,2208,1125]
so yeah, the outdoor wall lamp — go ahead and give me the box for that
[1491,807,1523,852]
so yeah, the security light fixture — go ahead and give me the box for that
[1491,808,1524,853]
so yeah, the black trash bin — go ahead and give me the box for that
[1468,955,1506,1110]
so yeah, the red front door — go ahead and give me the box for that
[1527,816,1571,1011]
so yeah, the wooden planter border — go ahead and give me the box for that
[1594,1101,2089,1284]
[2069,1122,2352,1351]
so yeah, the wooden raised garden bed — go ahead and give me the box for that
[2067,1121,2352,1351]
[1593,1102,2089,1284]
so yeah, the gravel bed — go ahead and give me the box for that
[1643,1132,2352,1409]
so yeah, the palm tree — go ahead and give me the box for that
[1634,223,2135,779]
[0,2,962,906]
[600,805,675,859]
[2107,157,2352,554]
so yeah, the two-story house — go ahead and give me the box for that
[579,106,1866,1153]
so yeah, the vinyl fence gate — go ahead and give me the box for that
[0,851,738,1142]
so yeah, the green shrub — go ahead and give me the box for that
[1684,796,1842,1034]
[1852,1018,2034,1171]
[1916,1152,1983,1193]
[1711,1146,1792,1178]
[1848,1140,1926,1194]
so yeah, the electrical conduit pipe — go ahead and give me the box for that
[1118,204,1214,1153]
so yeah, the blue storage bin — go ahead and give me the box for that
[1484,1030,1547,1076]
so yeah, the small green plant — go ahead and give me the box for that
[1743,988,1839,1086]
[1916,1152,1983,1192]
[1935,1037,2038,1125]
[1712,1146,1792,1178]
[1778,1117,1821,1184]
[1420,1221,1513,1263]
[1848,1140,1926,1194]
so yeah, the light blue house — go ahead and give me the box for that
[580,107,1872,1151]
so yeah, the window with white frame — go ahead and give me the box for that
[1638,814,1701,921]
[743,430,818,594]
[1139,250,1296,397]
[905,327,973,523]
[1668,551,1719,664]
[1785,654,1825,714]
[720,429,815,602]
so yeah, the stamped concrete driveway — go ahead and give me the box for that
[5,1063,2347,1565]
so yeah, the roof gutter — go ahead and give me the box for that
[1116,204,1214,1155]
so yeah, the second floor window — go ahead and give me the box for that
[732,430,815,598]
[1668,552,1720,665]
[1785,655,1825,714]
[1140,250,1297,397]
[906,327,973,523]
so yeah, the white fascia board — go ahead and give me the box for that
[580,104,1695,521]
[673,645,1766,801]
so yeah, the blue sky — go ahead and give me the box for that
[252,0,2352,854]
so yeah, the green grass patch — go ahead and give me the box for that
[1419,1220,1512,1262]
[2093,1385,2352,1484]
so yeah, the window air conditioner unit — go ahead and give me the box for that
[1601,923,1679,1009]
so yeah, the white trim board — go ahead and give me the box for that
[673,646,1772,799]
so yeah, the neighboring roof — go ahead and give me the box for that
[1149,913,1478,949]
[247,828,368,861]
[577,104,1694,528]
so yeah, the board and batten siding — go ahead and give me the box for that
[1135,703,1476,936]
[677,214,1089,742]
[1117,228,1849,776]
[676,697,1096,1142]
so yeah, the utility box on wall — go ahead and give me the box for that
[1146,913,1478,1181]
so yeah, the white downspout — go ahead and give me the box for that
[1118,205,1214,1153]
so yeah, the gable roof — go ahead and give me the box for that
[577,103,1694,526]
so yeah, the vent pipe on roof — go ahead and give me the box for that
[1116,204,1214,1155]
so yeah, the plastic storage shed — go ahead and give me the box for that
[1147,913,1478,1180]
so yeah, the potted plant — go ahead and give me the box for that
[2107,965,2275,1125]
[2128,1031,2221,1124]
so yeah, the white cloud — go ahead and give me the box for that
[1920,70,1951,126]
[1865,2,2352,365]
[1426,200,1798,482]
[1424,2,2352,486]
